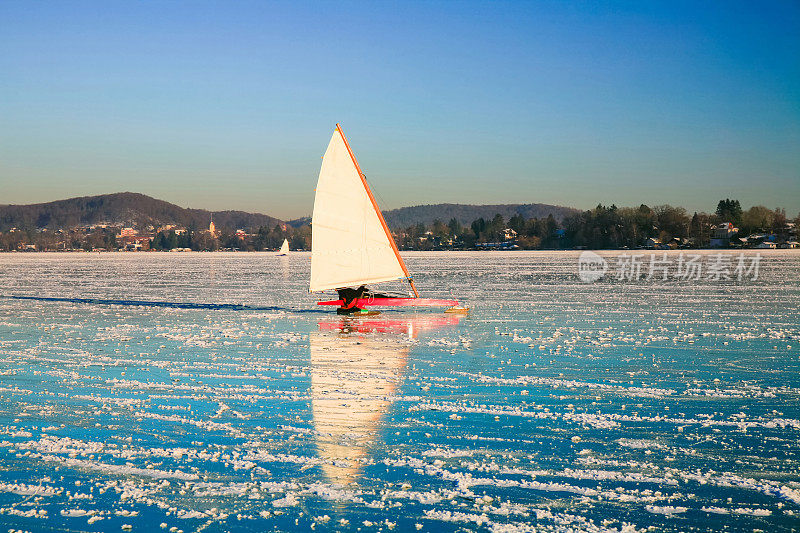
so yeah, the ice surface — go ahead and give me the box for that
[0,250,798,532]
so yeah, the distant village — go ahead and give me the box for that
[410,200,798,251]
[0,199,797,252]
[0,218,309,253]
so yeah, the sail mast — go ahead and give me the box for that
[335,124,420,298]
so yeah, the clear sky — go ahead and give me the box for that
[1,1,798,219]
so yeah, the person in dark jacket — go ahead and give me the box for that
[336,286,367,314]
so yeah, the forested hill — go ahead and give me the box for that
[382,203,579,228]
[0,192,281,231]
[0,193,580,232]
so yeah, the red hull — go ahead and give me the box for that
[318,297,458,308]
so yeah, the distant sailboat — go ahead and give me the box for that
[310,124,464,314]
[277,238,289,256]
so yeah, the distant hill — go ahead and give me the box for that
[0,194,580,233]
[286,216,311,228]
[381,203,579,228]
[0,192,281,231]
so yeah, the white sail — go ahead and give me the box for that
[310,127,407,292]
[278,238,289,255]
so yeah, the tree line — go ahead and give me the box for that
[149,224,311,251]
[0,224,312,252]
[1,199,796,251]
[395,200,798,250]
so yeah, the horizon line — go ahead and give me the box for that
[3,191,795,222]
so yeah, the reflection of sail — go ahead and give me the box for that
[279,255,289,281]
[310,333,407,484]
[310,315,461,484]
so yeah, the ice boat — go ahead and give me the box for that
[310,124,464,314]
[277,238,289,256]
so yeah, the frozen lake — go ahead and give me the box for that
[1,251,798,532]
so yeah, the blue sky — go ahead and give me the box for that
[1,1,798,219]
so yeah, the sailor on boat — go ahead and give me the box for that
[335,286,368,314]
[335,286,398,315]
